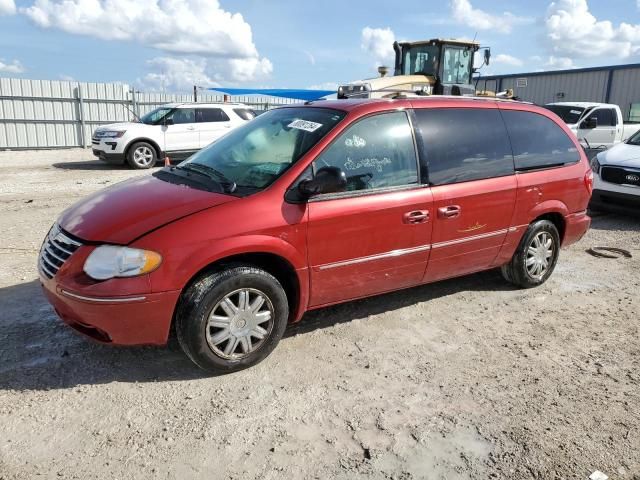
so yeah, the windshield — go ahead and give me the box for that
[403,45,440,76]
[544,105,586,124]
[627,129,640,145]
[182,107,346,193]
[140,107,173,125]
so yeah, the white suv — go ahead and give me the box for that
[91,102,256,169]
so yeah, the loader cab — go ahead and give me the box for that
[394,39,480,95]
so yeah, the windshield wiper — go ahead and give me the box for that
[177,163,237,193]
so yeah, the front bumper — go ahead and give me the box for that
[40,268,180,346]
[92,148,126,165]
[591,189,640,215]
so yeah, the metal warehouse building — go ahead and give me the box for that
[477,63,640,121]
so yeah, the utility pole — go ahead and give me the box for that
[193,85,198,103]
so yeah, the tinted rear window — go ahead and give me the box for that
[198,108,230,123]
[501,110,580,171]
[233,108,257,120]
[413,108,514,185]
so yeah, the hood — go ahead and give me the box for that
[598,142,640,166]
[94,122,137,131]
[58,175,236,244]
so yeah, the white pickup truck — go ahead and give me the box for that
[544,102,640,150]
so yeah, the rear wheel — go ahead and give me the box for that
[501,220,560,288]
[176,265,289,373]
[126,141,157,169]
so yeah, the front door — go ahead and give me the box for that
[162,108,199,153]
[306,110,433,307]
[579,107,617,148]
[411,106,517,282]
[197,107,233,148]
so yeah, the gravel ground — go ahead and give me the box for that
[0,149,639,480]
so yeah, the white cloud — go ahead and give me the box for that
[492,54,524,67]
[21,0,272,82]
[546,0,640,58]
[0,0,15,15]
[361,27,395,64]
[545,56,575,69]
[0,59,25,73]
[140,55,273,92]
[450,0,531,34]
[59,74,75,81]
[141,57,216,92]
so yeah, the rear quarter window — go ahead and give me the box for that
[501,110,580,171]
[413,108,514,186]
[233,108,257,120]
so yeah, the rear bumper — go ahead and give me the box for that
[41,279,180,346]
[590,189,640,216]
[563,210,591,246]
[92,149,126,165]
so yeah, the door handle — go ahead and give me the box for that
[403,210,429,224]
[186,126,196,130]
[437,205,461,219]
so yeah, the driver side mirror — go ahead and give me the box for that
[299,166,347,197]
[582,116,597,129]
[163,118,174,126]
[286,166,347,203]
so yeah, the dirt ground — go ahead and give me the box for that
[0,149,639,480]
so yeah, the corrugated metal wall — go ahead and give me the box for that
[478,64,640,120]
[0,77,299,149]
[608,67,640,119]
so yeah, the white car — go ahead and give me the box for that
[91,102,256,169]
[591,130,640,213]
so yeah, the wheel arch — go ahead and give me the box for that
[124,137,163,160]
[177,251,305,325]
[527,200,568,244]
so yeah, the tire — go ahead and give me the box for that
[126,141,157,169]
[500,220,560,289]
[176,265,289,374]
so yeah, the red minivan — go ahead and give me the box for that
[39,97,592,372]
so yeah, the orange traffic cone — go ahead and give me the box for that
[164,155,171,167]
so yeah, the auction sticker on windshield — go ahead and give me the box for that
[288,119,323,132]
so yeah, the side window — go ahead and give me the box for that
[502,110,580,171]
[166,108,196,124]
[313,111,418,193]
[413,108,514,186]
[198,108,230,123]
[233,108,257,120]
[585,108,615,127]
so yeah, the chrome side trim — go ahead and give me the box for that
[431,228,509,249]
[61,290,147,303]
[317,244,431,271]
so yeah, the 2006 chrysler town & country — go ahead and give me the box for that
[39,97,592,373]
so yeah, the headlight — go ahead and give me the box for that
[591,155,601,174]
[83,245,162,280]
[95,130,126,138]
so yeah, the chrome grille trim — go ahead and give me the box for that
[38,224,83,279]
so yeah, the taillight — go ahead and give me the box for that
[584,169,594,195]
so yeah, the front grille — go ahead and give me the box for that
[38,224,83,279]
[601,166,640,187]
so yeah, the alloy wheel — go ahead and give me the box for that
[205,288,275,360]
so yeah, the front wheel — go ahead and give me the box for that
[126,141,157,169]
[501,220,560,288]
[176,266,289,373]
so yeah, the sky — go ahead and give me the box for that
[0,0,640,93]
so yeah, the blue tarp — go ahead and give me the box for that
[207,87,335,102]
